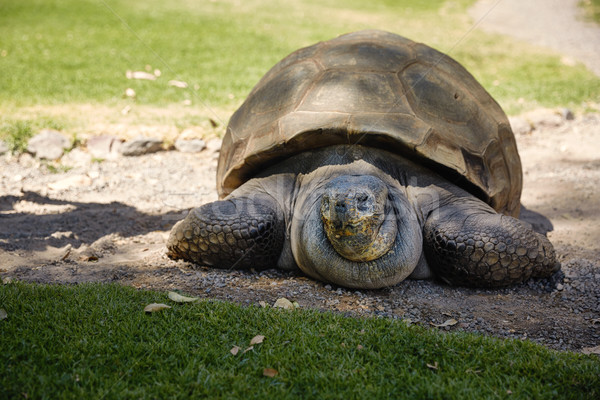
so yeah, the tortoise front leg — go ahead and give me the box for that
[167,195,285,270]
[423,199,560,287]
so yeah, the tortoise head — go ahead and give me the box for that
[320,175,397,262]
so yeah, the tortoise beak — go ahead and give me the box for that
[319,176,396,263]
[321,192,376,236]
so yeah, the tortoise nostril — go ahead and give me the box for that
[335,201,346,211]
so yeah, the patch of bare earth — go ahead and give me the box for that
[1,109,599,353]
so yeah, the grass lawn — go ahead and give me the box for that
[1,282,599,399]
[1,0,600,149]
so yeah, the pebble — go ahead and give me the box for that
[120,137,163,156]
[174,138,206,153]
[27,129,71,160]
[87,135,123,159]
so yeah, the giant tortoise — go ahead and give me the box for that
[167,30,559,288]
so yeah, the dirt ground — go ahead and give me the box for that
[1,108,599,353]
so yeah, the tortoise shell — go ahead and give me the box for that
[218,30,522,217]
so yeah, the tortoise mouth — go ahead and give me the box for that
[320,175,396,262]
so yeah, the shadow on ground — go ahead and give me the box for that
[0,191,183,252]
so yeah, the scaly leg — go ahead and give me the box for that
[423,199,559,287]
[167,195,285,269]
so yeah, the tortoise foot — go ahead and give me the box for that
[167,197,285,269]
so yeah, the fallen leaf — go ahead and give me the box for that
[230,346,241,356]
[126,70,157,80]
[0,309,7,320]
[582,345,600,355]
[2,277,13,285]
[250,335,265,345]
[243,346,254,354]
[430,318,458,328]
[168,80,188,88]
[427,361,439,370]
[258,301,268,308]
[263,368,278,377]
[168,291,199,303]
[143,303,171,313]
[274,298,295,310]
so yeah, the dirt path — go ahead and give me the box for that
[470,0,600,76]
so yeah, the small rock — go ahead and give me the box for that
[556,283,564,291]
[174,138,206,153]
[87,135,123,159]
[120,136,163,156]
[124,88,136,98]
[560,108,575,121]
[27,129,71,160]
[0,140,8,154]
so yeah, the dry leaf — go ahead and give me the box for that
[250,335,265,345]
[274,298,295,310]
[126,70,157,80]
[263,368,278,377]
[2,277,13,284]
[168,80,188,88]
[143,303,171,313]
[431,318,458,328]
[230,346,241,356]
[582,345,600,355]
[0,308,7,320]
[243,346,254,354]
[168,291,199,303]
[426,361,439,370]
[258,301,268,308]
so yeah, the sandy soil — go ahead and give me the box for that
[1,109,599,352]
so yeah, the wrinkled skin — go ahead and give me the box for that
[167,146,559,289]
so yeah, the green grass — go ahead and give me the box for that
[0,0,598,129]
[581,0,600,23]
[1,282,599,399]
